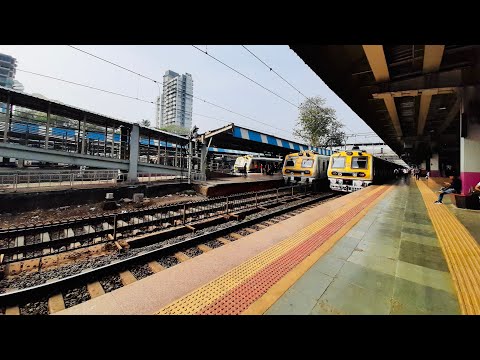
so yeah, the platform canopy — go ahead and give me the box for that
[0,86,190,146]
[289,45,480,164]
[207,147,262,156]
[198,123,332,157]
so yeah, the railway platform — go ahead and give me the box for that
[57,178,480,315]
[194,173,284,197]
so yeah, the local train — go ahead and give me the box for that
[282,150,330,184]
[233,155,283,173]
[327,147,399,192]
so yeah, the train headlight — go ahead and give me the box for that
[353,173,357,177]
[338,172,342,176]
[304,170,310,174]
[358,172,366,177]
[332,171,338,175]
[285,169,290,173]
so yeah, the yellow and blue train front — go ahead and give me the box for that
[328,152,372,192]
[328,172,371,192]
[282,154,316,184]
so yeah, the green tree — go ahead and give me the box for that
[139,119,151,127]
[158,124,189,136]
[14,107,76,128]
[293,96,346,148]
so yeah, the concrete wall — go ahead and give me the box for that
[193,178,284,197]
[0,182,192,214]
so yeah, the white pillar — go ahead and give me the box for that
[430,153,440,177]
[81,114,87,155]
[128,124,140,182]
[460,122,480,194]
[188,140,193,184]
[3,94,10,142]
[111,126,115,158]
[460,86,480,194]
[45,103,51,149]
[200,142,207,175]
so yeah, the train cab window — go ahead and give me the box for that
[301,159,314,168]
[351,157,368,169]
[285,157,297,167]
[331,156,346,168]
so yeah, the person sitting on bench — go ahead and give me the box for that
[434,175,462,204]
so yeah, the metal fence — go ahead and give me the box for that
[190,171,207,182]
[0,169,196,191]
[0,169,119,190]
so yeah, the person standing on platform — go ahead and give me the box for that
[243,163,247,177]
[434,175,462,204]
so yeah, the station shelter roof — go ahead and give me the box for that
[199,123,332,158]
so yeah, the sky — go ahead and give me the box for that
[0,45,382,144]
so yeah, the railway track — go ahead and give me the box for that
[0,191,341,315]
[0,185,310,264]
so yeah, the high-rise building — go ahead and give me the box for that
[157,70,193,129]
[12,79,24,92]
[0,53,16,88]
[0,53,17,114]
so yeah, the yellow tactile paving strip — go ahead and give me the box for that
[157,186,387,315]
[417,180,480,315]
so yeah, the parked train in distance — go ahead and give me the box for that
[327,146,399,192]
[282,150,330,184]
[233,155,283,173]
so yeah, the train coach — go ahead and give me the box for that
[282,150,330,185]
[327,146,398,193]
[233,155,283,174]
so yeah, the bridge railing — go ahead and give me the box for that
[0,107,130,160]
[0,169,119,191]
[0,169,203,192]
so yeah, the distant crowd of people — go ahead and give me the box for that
[259,163,279,176]
[393,166,480,206]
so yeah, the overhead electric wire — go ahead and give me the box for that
[67,45,294,136]
[67,45,160,84]
[191,45,299,108]
[241,45,308,99]
[239,45,356,135]
[192,95,292,135]
[19,68,294,137]
[17,69,154,104]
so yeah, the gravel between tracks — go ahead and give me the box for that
[183,247,203,257]
[156,256,179,268]
[204,239,223,249]
[223,234,237,241]
[236,229,251,236]
[20,299,49,315]
[99,274,123,293]
[0,195,327,292]
[129,264,154,280]
[63,286,90,308]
